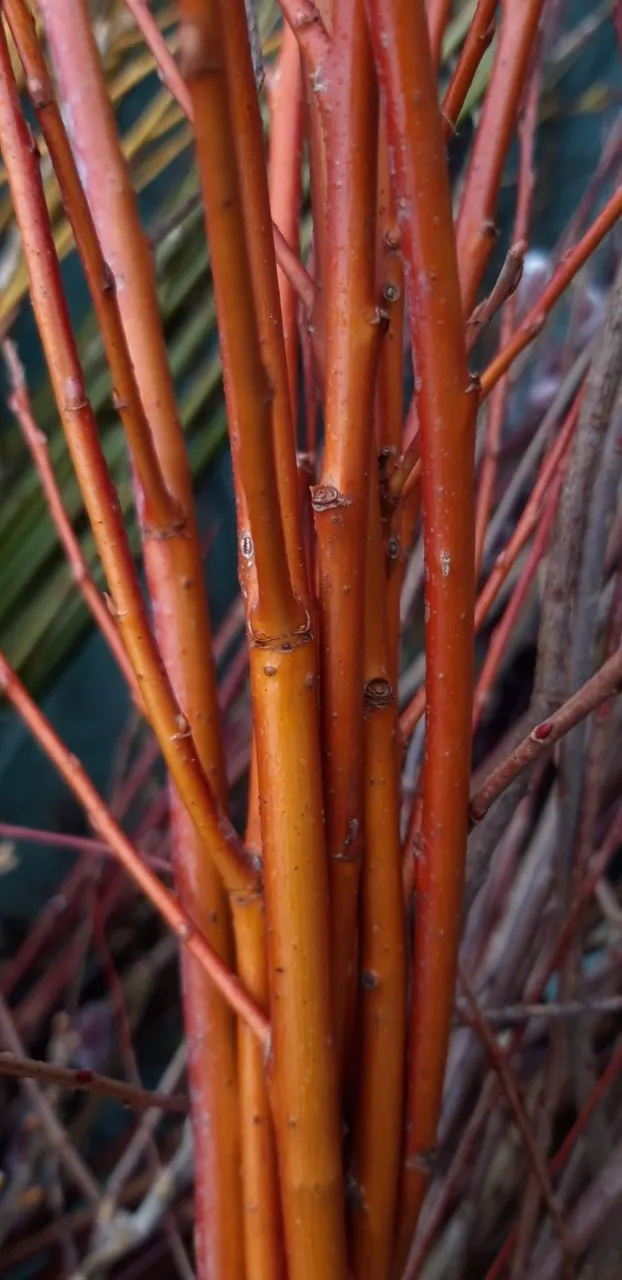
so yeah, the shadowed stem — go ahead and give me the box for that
[367,1,476,1268]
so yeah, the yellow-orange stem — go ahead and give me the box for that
[222,0,309,612]
[180,4,348,1275]
[269,22,305,423]
[313,0,380,1072]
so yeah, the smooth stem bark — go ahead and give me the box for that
[455,0,545,316]
[179,4,348,1276]
[367,1,476,1268]
[427,0,452,68]
[222,0,309,611]
[349,472,407,1280]
[269,21,305,423]
[234,748,286,1280]
[39,5,246,1274]
[441,0,497,141]
[0,21,254,898]
[313,0,380,1072]
[4,0,180,537]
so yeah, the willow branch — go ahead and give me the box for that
[470,643,622,822]
[0,652,269,1044]
[367,0,476,1261]
[455,0,545,315]
[2,340,140,704]
[0,1052,187,1114]
[481,187,622,397]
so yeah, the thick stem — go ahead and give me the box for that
[250,643,348,1280]
[235,752,286,1280]
[313,0,380,1069]
[367,1,476,1263]
[179,4,348,1275]
[455,0,545,316]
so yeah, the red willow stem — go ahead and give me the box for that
[441,0,497,141]
[470,643,622,822]
[2,340,139,703]
[472,472,561,730]
[367,0,476,1265]
[399,389,579,742]
[459,969,568,1253]
[311,0,381,1075]
[455,0,546,316]
[0,822,170,876]
[0,1051,187,1115]
[481,186,622,397]
[0,653,269,1044]
[427,0,452,68]
[474,50,540,570]
[376,112,406,691]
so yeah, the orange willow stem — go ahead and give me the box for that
[3,341,140,704]
[481,186,622,397]
[0,653,268,1044]
[122,0,315,315]
[178,5,348,1278]
[269,21,304,422]
[367,1,476,1268]
[455,0,545,316]
[222,0,309,611]
[441,0,497,141]
[0,18,254,898]
[235,749,286,1280]
[39,6,247,1274]
[349,472,406,1280]
[5,0,181,537]
[219,7,309,1276]
[312,0,381,1072]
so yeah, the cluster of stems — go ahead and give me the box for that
[1,2,621,1279]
